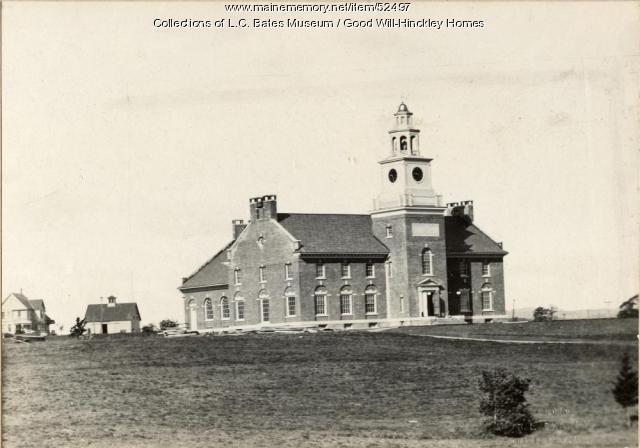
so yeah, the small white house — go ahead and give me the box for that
[2,292,55,335]
[84,296,141,334]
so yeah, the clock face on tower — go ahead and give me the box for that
[412,167,423,182]
[388,169,397,183]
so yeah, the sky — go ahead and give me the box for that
[3,2,639,331]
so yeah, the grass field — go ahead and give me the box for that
[392,318,639,342]
[2,321,638,448]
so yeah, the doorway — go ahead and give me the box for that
[419,289,441,317]
[101,323,108,334]
[189,300,198,330]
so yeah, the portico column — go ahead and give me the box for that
[432,291,440,316]
[442,290,449,316]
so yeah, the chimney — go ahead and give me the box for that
[107,296,117,307]
[232,219,247,239]
[446,200,474,223]
[249,194,277,221]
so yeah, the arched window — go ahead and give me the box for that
[340,286,353,315]
[220,297,230,320]
[391,137,397,154]
[204,298,213,320]
[284,287,296,317]
[410,135,417,154]
[481,283,494,311]
[234,292,245,321]
[259,290,270,322]
[364,286,377,314]
[314,286,327,316]
[421,248,433,275]
[400,136,408,152]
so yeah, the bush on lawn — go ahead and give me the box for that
[141,324,157,334]
[612,352,638,427]
[69,317,87,338]
[479,367,536,437]
[533,306,556,322]
[159,319,178,330]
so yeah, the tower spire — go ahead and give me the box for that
[389,102,420,156]
[373,103,441,211]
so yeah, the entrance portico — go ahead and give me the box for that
[417,278,448,317]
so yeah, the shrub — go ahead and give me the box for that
[533,306,556,322]
[479,367,536,437]
[142,324,157,334]
[612,352,638,426]
[69,317,87,338]
[159,319,178,330]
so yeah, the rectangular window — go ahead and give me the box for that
[340,294,352,315]
[482,291,493,310]
[287,296,296,317]
[366,262,375,278]
[459,261,468,277]
[259,266,266,283]
[365,294,377,314]
[262,299,270,322]
[285,263,292,280]
[400,295,405,313]
[315,294,326,316]
[482,262,491,276]
[316,262,325,278]
[341,262,351,278]
[234,269,241,285]
[386,225,393,238]
[236,301,245,321]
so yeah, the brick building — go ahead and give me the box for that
[179,103,507,331]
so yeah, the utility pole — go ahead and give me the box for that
[604,300,612,318]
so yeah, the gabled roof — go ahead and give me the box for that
[277,213,389,256]
[445,216,507,256]
[85,303,141,323]
[180,241,234,290]
[4,293,34,310]
[29,299,45,311]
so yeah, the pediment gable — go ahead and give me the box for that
[417,277,445,288]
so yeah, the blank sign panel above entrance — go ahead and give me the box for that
[411,223,440,237]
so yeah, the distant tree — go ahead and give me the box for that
[612,352,638,427]
[159,319,178,330]
[69,317,87,338]
[479,367,536,437]
[533,306,556,322]
[141,323,157,334]
[617,295,639,319]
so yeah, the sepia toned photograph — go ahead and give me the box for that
[2,1,638,447]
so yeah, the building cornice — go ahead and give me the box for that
[179,283,229,293]
[447,252,508,258]
[370,206,446,218]
[299,252,389,259]
[378,156,432,165]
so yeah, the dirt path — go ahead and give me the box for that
[407,333,637,346]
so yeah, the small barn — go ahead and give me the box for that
[84,296,141,334]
